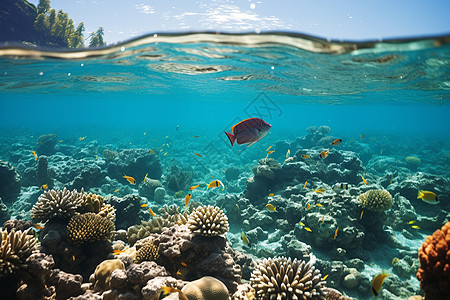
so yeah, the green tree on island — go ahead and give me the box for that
[88,27,105,47]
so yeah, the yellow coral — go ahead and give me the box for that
[406,156,421,166]
[67,213,115,245]
[358,189,393,212]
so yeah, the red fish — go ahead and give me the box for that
[225,118,271,147]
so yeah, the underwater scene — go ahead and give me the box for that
[0,32,449,300]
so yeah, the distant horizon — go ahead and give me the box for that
[26,0,450,45]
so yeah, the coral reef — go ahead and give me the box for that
[165,165,193,193]
[0,160,21,204]
[66,213,115,245]
[91,259,125,292]
[138,178,163,201]
[187,205,229,236]
[182,276,231,300]
[358,189,393,212]
[104,194,142,229]
[250,256,328,299]
[36,155,54,188]
[31,187,84,222]
[36,134,58,155]
[0,228,38,274]
[135,239,159,263]
[417,222,450,300]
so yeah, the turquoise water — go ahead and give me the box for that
[1,32,450,299]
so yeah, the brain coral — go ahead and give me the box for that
[0,228,38,274]
[358,189,393,212]
[181,276,230,300]
[31,187,84,222]
[187,205,229,236]
[417,222,450,300]
[67,213,115,245]
[250,256,327,300]
[81,191,116,221]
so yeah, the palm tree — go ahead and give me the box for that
[88,27,105,47]
[37,0,51,14]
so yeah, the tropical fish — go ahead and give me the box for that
[286,149,290,159]
[40,184,48,190]
[141,204,148,208]
[35,156,38,161]
[241,231,249,245]
[206,180,225,191]
[316,203,323,207]
[176,270,182,275]
[331,138,342,146]
[123,175,136,185]
[334,226,339,239]
[371,270,390,297]
[144,173,148,181]
[113,249,126,255]
[268,193,274,197]
[181,262,188,267]
[165,135,169,138]
[303,181,307,188]
[194,152,203,157]
[407,220,416,225]
[306,203,311,210]
[59,140,63,143]
[72,255,76,261]
[189,184,199,190]
[315,188,325,193]
[299,222,305,226]
[389,175,393,184]
[149,208,158,217]
[31,151,36,156]
[417,190,439,204]
[304,227,312,232]
[362,176,368,185]
[266,146,272,152]
[236,203,239,210]
[160,286,188,300]
[114,189,119,193]
[33,223,44,230]
[96,154,99,159]
[265,203,277,212]
[360,210,364,220]
[380,149,383,155]
[193,136,200,138]
[302,154,311,159]
[322,215,325,224]
[163,152,168,156]
[322,274,329,280]
[333,183,349,190]
[412,225,420,229]
[225,117,272,147]
[361,134,364,139]
[79,136,86,141]
[185,194,192,208]
[319,150,329,159]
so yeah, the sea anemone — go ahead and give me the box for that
[0,228,38,274]
[67,213,115,245]
[31,187,84,222]
[187,205,229,236]
[358,189,393,212]
[250,256,327,300]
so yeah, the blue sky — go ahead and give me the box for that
[30,0,450,45]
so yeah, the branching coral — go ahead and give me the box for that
[0,228,38,274]
[250,256,328,300]
[81,191,116,221]
[127,218,173,245]
[358,189,393,212]
[187,205,229,236]
[67,213,115,245]
[31,187,84,222]
[417,222,450,300]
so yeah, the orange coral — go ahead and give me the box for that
[417,222,450,300]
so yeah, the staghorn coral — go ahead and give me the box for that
[358,189,393,212]
[417,222,450,300]
[0,228,38,274]
[135,238,159,263]
[250,256,327,300]
[31,187,84,222]
[187,205,229,236]
[67,212,115,245]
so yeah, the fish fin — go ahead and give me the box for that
[206,183,210,189]
[417,190,423,199]
[224,131,235,146]
[246,140,258,147]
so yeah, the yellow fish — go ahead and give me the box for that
[389,175,393,184]
[185,194,192,208]
[31,151,37,157]
[268,193,274,197]
[176,270,182,275]
[304,227,312,232]
[360,210,364,220]
[316,203,323,207]
[149,149,156,155]
[160,287,188,300]
[286,149,290,159]
[362,176,368,185]
[194,152,203,157]
[40,184,48,190]
[206,180,225,191]
[306,203,311,210]
[114,189,119,193]
[380,149,383,155]
[123,175,136,185]
[72,255,76,261]
[141,204,148,208]
[189,184,199,190]
[149,208,158,217]
[79,136,86,141]
[35,156,38,161]
[417,190,439,204]
[371,270,390,297]
[241,231,249,245]
[408,220,416,225]
[302,154,311,159]
[163,152,168,156]
[412,225,420,229]
[266,146,272,152]
[303,181,307,188]
[144,173,148,181]
[96,154,98,160]
[265,203,277,212]
[299,222,305,226]
[113,249,126,255]
[361,134,364,140]
[58,140,63,143]
[315,188,325,193]
[165,135,169,139]
[322,215,325,224]
[322,274,329,280]
[334,226,338,239]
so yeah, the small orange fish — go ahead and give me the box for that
[149,208,158,217]
[141,204,148,208]
[123,175,136,185]
[35,156,38,161]
[189,184,199,190]
[113,249,126,255]
[163,152,168,156]
[362,176,368,185]
[316,203,323,207]
[319,150,329,159]
[194,153,203,157]
[268,193,274,197]
[33,224,44,230]
[193,136,200,138]
[181,262,188,267]
[161,286,188,300]
[40,184,48,190]
[144,173,148,181]
[206,180,224,191]
[176,270,182,275]
[246,165,249,168]
[390,175,393,184]
[315,188,325,193]
[96,154,99,159]
[331,138,342,146]
[303,181,307,188]
[360,210,364,219]
[114,189,119,193]
[302,154,311,159]
[72,255,76,261]
[334,226,339,239]
[307,203,311,210]
[185,194,192,208]
[361,134,364,140]
[322,274,329,280]
[31,151,37,156]
[304,227,312,232]
[322,215,324,224]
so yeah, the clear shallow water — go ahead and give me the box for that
[0,32,450,299]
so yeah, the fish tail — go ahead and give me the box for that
[224,131,235,146]
[206,183,210,189]
[417,190,423,199]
